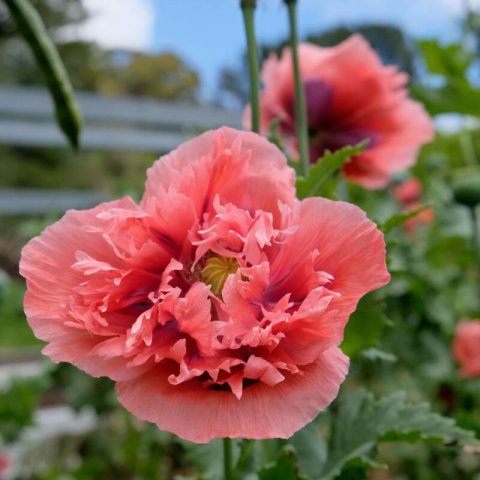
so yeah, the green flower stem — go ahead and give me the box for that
[470,206,480,279]
[241,0,261,133]
[233,439,254,477]
[285,0,310,176]
[223,438,234,480]
[460,131,476,167]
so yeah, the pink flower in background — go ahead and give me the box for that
[249,35,434,189]
[20,127,389,443]
[453,321,480,378]
[0,454,8,478]
[392,178,423,205]
[391,178,433,232]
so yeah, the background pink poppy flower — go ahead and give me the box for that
[0,454,9,480]
[391,178,434,232]
[453,321,480,378]
[20,127,389,443]
[392,178,423,205]
[247,34,434,189]
[0,455,8,472]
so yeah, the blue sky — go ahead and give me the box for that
[78,0,472,100]
[152,0,467,99]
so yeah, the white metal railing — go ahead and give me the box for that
[0,86,242,214]
[0,86,241,151]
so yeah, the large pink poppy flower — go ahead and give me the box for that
[248,34,434,189]
[453,321,480,378]
[20,127,389,443]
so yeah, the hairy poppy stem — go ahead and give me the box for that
[470,206,480,280]
[460,131,476,167]
[241,0,261,133]
[285,0,310,177]
[223,438,234,480]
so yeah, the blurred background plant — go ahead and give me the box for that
[1,0,480,479]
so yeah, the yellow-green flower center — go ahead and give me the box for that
[200,255,239,297]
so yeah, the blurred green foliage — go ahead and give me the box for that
[0,377,47,442]
[99,52,199,102]
[413,40,480,116]
[16,410,177,479]
[0,275,39,349]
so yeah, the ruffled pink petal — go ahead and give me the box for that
[142,127,295,222]
[20,198,136,336]
[270,198,390,330]
[345,99,434,188]
[116,347,348,443]
[19,197,165,382]
[174,282,221,355]
[42,334,147,381]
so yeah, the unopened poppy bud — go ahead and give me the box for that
[241,0,256,8]
[452,170,480,208]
